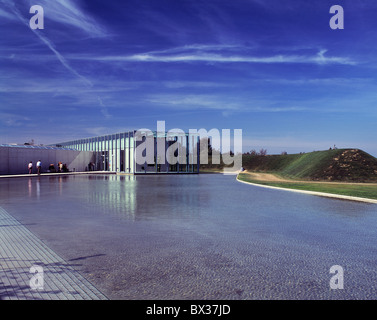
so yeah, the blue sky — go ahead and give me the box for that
[1,0,377,156]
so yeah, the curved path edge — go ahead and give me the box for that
[236,175,377,204]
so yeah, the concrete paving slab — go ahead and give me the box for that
[0,206,107,300]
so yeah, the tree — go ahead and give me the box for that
[259,148,267,156]
[249,149,257,156]
[199,138,213,155]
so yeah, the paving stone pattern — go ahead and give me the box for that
[0,206,107,300]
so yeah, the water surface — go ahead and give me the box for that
[1,174,376,299]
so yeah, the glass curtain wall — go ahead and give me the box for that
[56,131,199,174]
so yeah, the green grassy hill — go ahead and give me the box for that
[242,149,377,182]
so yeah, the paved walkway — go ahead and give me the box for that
[0,206,107,300]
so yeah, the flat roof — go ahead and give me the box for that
[53,130,200,146]
[0,144,76,150]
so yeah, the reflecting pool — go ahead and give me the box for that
[1,174,376,299]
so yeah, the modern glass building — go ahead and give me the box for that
[55,130,200,174]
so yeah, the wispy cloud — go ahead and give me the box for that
[97,97,112,119]
[144,94,310,113]
[0,0,106,37]
[84,125,136,137]
[0,112,31,127]
[0,6,16,20]
[43,0,106,37]
[79,45,356,65]
[1,0,92,86]
[145,94,240,111]
[0,0,114,118]
[35,34,93,87]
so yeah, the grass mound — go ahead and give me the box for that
[242,149,377,182]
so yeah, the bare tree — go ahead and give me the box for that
[199,138,212,155]
[249,149,257,156]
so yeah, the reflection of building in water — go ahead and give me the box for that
[21,175,137,220]
[28,178,32,197]
[26,177,41,198]
[80,175,205,221]
[84,175,137,220]
[130,175,204,220]
[54,130,200,174]
[36,178,40,199]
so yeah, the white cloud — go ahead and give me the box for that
[85,126,135,137]
[143,94,312,113]
[1,0,106,37]
[0,7,17,20]
[81,45,356,66]
[145,95,240,110]
[0,112,31,127]
[1,0,94,87]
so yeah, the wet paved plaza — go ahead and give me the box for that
[1,174,377,299]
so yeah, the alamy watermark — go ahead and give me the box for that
[329,5,344,30]
[28,263,344,293]
[28,4,344,30]
[29,5,44,30]
[330,265,344,290]
[29,265,44,290]
[135,121,243,174]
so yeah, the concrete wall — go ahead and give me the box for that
[0,146,95,175]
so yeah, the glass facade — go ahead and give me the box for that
[55,131,199,174]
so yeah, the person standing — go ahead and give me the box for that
[36,160,42,175]
[28,161,33,174]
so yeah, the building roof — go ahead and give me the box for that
[0,144,76,150]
